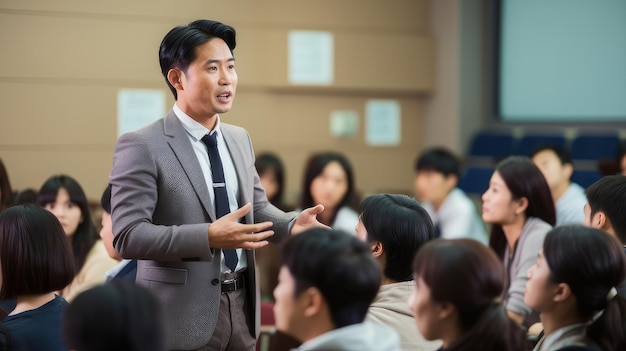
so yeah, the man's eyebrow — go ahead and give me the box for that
[204,57,236,64]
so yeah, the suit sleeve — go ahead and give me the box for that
[243,130,296,243]
[110,131,214,262]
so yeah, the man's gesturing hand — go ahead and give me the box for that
[207,203,273,249]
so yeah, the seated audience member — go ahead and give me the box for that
[414,147,487,244]
[617,141,626,176]
[62,281,166,351]
[273,228,402,351]
[8,188,37,207]
[583,175,626,297]
[256,152,291,211]
[299,152,359,234]
[410,238,528,351]
[37,175,118,301]
[99,185,137,282]
[531,146,586,225]
[255,152,292,302]
[356,194,441,350]
[584,175,626,244]
[483,156,555,328]
[0,205,76,351]
[525,225,626,351]
[0,159,13,213]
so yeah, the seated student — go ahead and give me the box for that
[273,228,402,351]
[525,225,626,351]
[483,156,555,328]
[617,141,626,176]
[62,281,166,351]
[531,146,587,225]
[409,238,529,351]
[0,205,76,351]
[583,174,626,297]
[37,175,118,301]
[356,194,441,351]
[414,147,487,244]
[255,152,293,302]
[256,152,292,211]
[99,185,137,282]
[299,152,359,234]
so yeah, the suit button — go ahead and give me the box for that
[211,279,220,286]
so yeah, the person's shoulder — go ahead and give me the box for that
[220,122,249,136]
[525,217,552,233]
[446,188,475,210]
[84,241,118,268]
[116,116,167,148]
[336,206,358,219]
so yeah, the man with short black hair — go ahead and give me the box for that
[110,19,325,350]
[584,174,626,297]
[414,147,487,244]
[356,194,441,350]
[273,228,402,351]
[531,145,586,225]
[584,175,626,244]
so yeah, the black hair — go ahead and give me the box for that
[543,225,626,351]
[101,184,112,214]
[159,19,236,99]
[37,175,99,271]
[530,144,573,165]
[300,152,356,225]
[488,156,556,259]
[413,239,528,351]
[0,205,75,299]
[414,147,461,179]
[255,152,286,208]
[360,194,434,282]
[279,228,380,328]
[585,175,626,244]
[62,281,166,351]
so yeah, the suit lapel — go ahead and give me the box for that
[163,111,216,222]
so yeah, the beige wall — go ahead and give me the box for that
[0,0,437,205]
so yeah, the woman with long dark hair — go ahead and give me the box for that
[409,239,528,351]
[37,175,117,301]
[525,225,626,351]
[482,156,555,328]
[299,152,358,234]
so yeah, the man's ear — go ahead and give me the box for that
[303,287,324,318]
[562,163,574,180]
[444,174,459,191]
[371,241,384,258]
[167,68,184,91]
[591,211,608,230]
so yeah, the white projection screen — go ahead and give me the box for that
[499,0,626,122]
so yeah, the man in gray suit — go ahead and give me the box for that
[110,19,325,351]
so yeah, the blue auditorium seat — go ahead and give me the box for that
[468,131,515,159]
[458,167,493,196]
[571,170,603,189]
[570,133,620,161]
[517,133,567,156]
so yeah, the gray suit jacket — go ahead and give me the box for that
[110,110,294,350]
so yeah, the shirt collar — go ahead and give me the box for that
[173,103,222,141]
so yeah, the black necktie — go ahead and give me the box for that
[201,132,238,271]
[433,222,442,239]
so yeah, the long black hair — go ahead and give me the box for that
[37,175,98,271]
[543,225,626,351]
